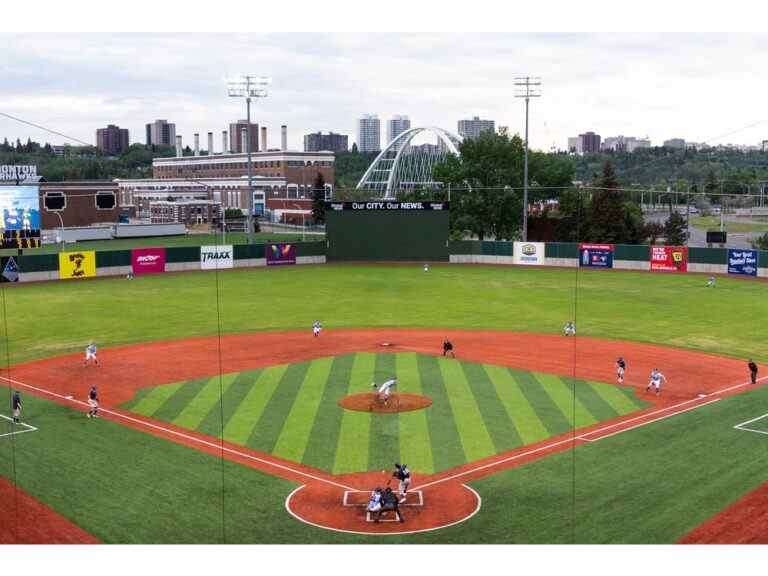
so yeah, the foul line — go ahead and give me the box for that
[414,377,760,491]
[0,375,355,492]
[0,413,37,438]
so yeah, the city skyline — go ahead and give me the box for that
[1,33,768,153]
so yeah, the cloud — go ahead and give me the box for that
[0,33,766,151]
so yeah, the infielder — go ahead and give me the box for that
[312,320,322,337]
[564,322,576,336]
[645,368,666,395]
[616,357,626,384]
[87,385,99,418]
[84,342,99,366]
[372,378,397,404]
[393,463,411,503]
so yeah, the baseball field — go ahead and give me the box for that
[2,263,768,543]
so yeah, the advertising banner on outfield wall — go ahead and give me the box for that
[266,243,296,266]
[132,248,166,275]
[650,246,688,272]
[728,249,758,276]
[579,243,614,268]
[200,245,233,270]
[59,250,96,279]
[513,242,545,265]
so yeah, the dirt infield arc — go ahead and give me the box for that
[2,329,762,537]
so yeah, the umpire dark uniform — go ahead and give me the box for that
[380,487,404,523]
[749,360,758,384]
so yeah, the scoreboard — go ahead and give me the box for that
[2,229,41,249]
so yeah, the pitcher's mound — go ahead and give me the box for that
[338,392,432,414]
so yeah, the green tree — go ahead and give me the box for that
[663,211,688,245]
[312,172,326,224]
[584,161,627,243]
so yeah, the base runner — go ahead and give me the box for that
[87,385,99,418]
[645,368,666,396]
[616,357,626,384]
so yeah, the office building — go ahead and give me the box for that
[145,119,176,147]
[357,115,381,152]
[579,132,601,154]
[663,138,686,150]
[96,124,129,155]
[602,135,652,153]
[304,132,349,152]
[457,116,495,140]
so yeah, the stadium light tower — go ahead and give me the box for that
[226,75,271,244]
[514,76,542,242]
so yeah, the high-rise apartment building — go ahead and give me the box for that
[145,119,176,147]
[663,138,686,150]
[387,115,411,144]
[357,115,381,152]
[303,132,349,152]
[228,120,259,154]
[579,132,601,154]
[457,116,495,140]
[96,124,129,155]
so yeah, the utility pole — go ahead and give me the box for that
[514,76,541,241]
[227,75,270,244]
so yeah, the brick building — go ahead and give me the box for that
[96,125,129,155]
[149,199,221,225]
[39,181,121,229]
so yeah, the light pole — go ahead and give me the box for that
[227,75,270,244]
[292,203,305,242]
[514,76,541,242]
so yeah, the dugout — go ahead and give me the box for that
[325,201,449,261]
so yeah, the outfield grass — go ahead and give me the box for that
[120,353,647,474]
[3,382,768,543]
[1,264,767,365]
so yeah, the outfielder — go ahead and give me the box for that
[87,385,99,418]
[393,463,411,503]
[645,368,666,396]
[84,342,99,366]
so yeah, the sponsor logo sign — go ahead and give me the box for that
[326,201,448,211]
[513,241,545,265]
[200,245,233,270]
[728,249,757,276]
[59,251,96,279]
[650,246,688,272]
[131,248,166,275]
[267,243,296,266]
[579,243,614,268]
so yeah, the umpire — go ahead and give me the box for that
[377,487,404,523]
[749,359,758,384]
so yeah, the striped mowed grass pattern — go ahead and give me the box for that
[120,352,648,474]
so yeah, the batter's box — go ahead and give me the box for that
[0,414,38,439]
[734,413,768,436]
[342,490,424,507]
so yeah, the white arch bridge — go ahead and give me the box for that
[356,126,462,199]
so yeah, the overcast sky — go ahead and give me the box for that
[1,33,767,152]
